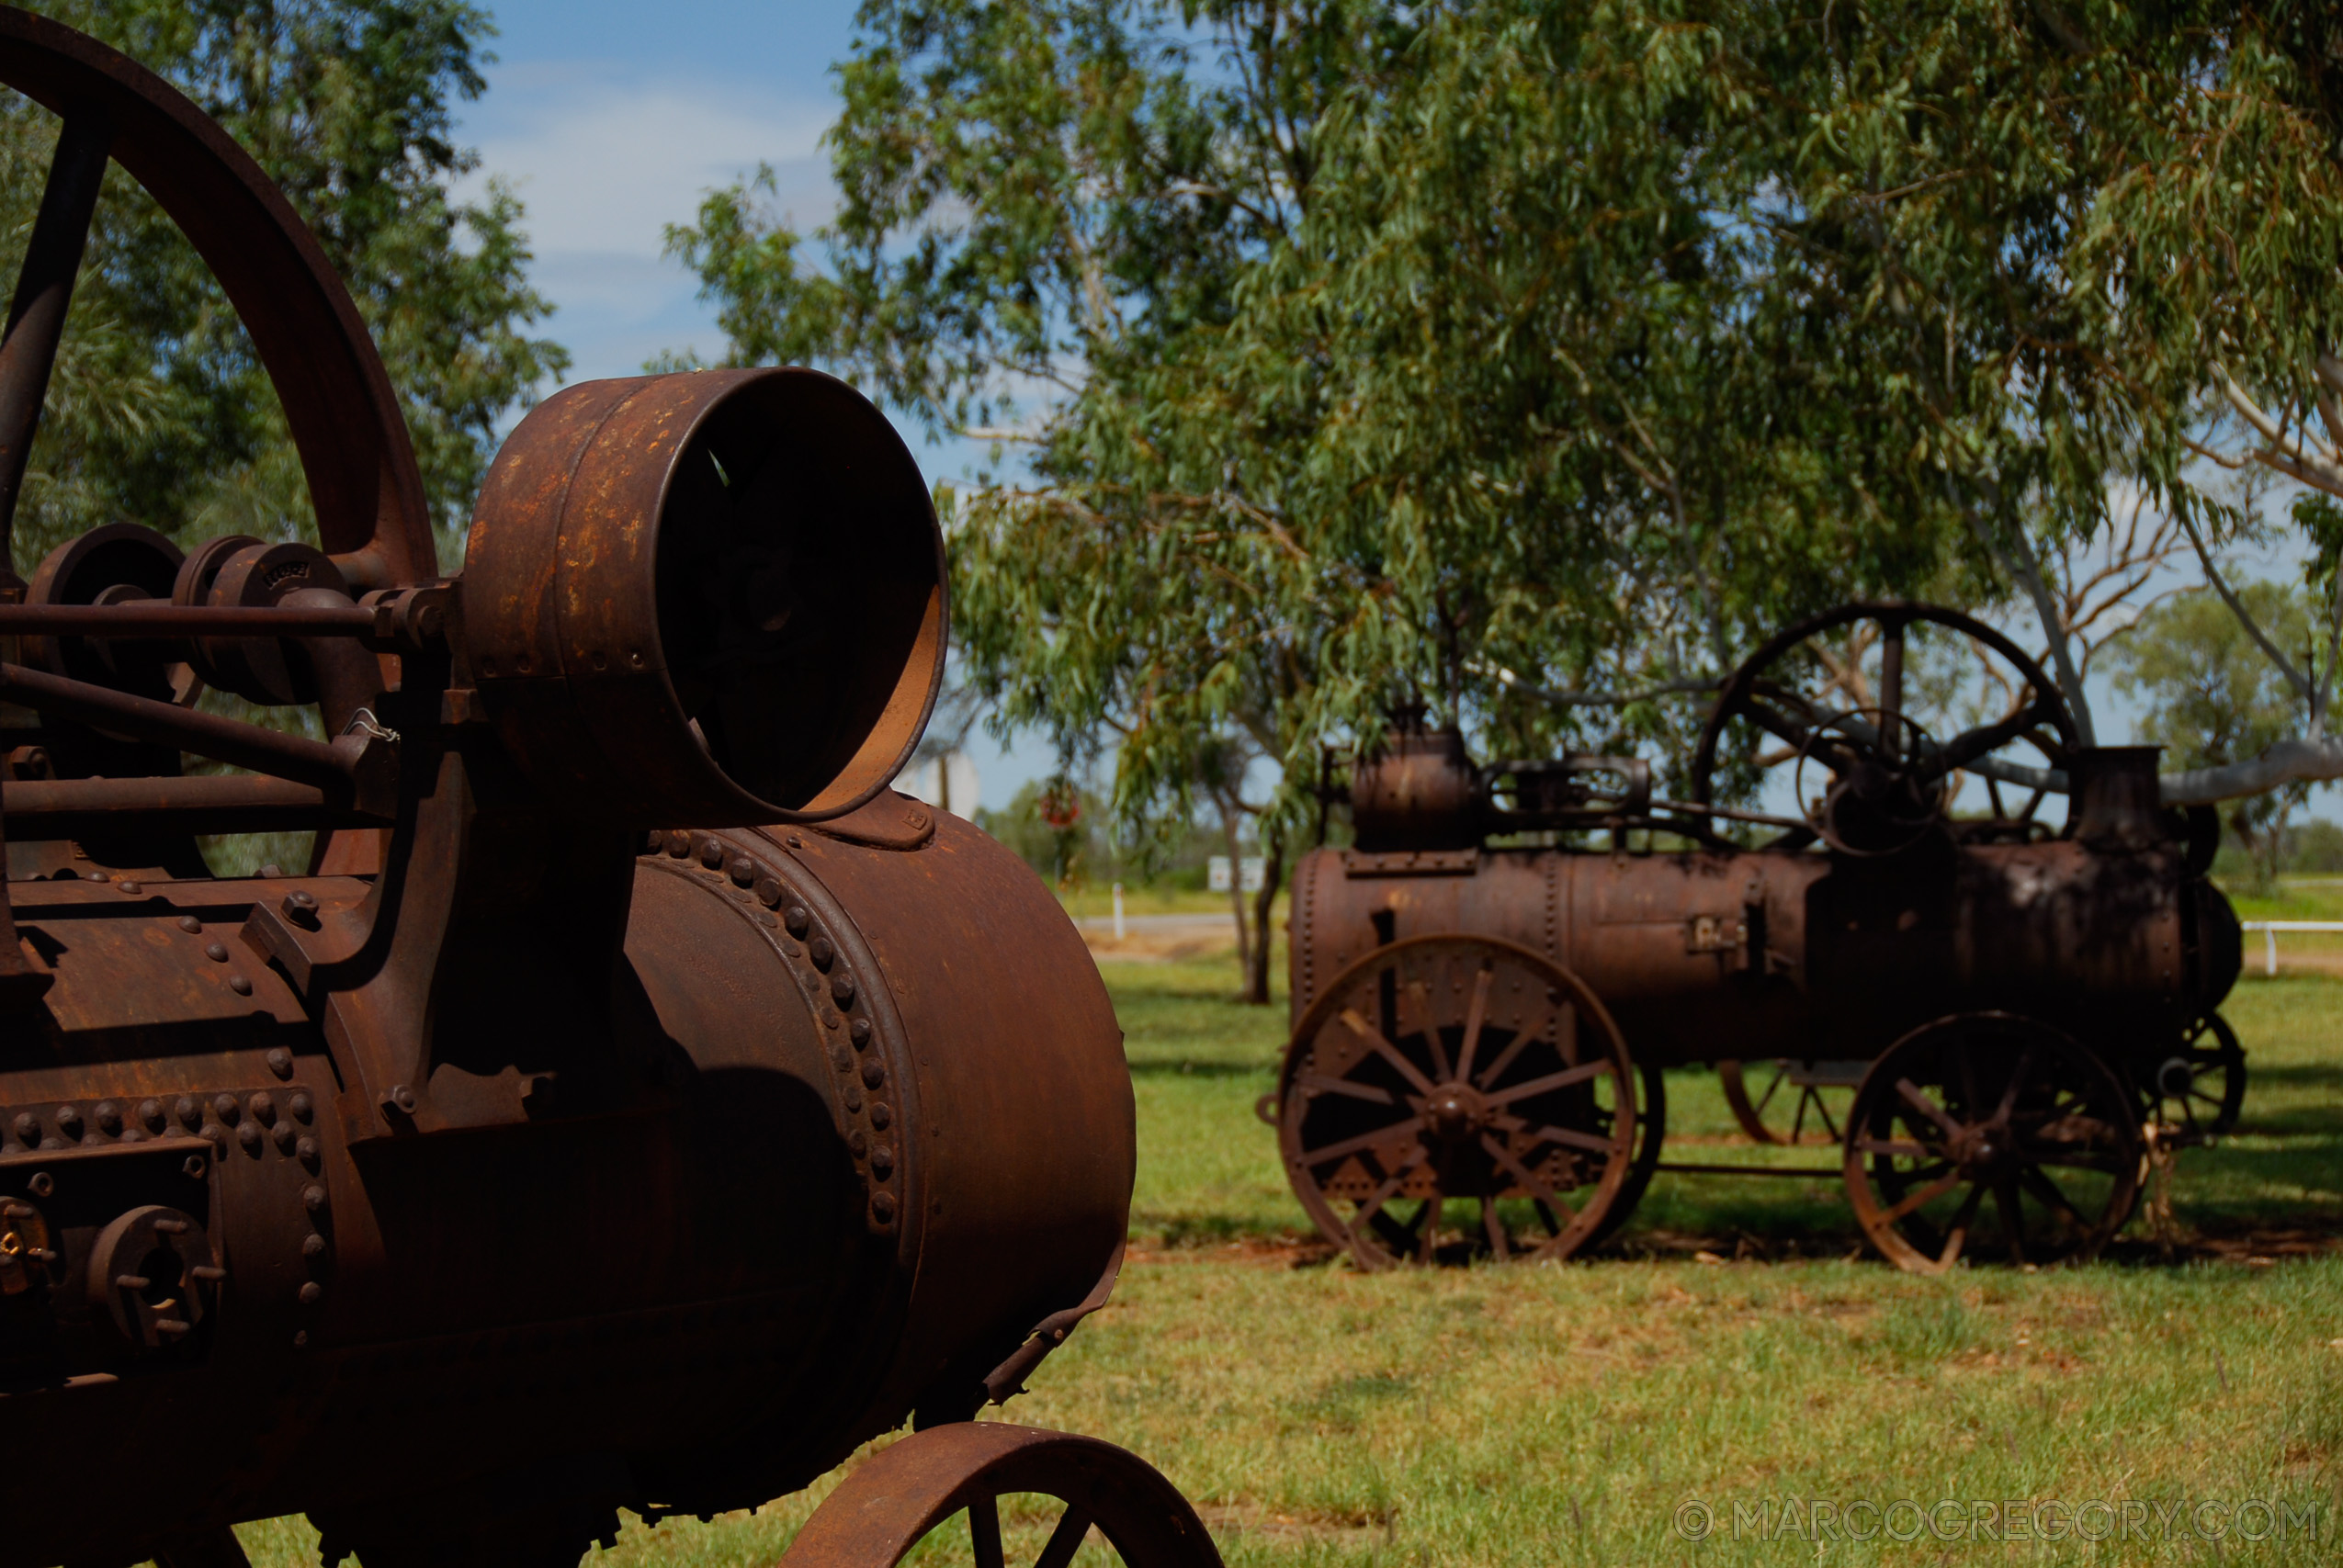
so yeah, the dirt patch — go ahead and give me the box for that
[1081,929,1239,964]
[1128,1236,1339,1269]
[1191,1503,1395,1548]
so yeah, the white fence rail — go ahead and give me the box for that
[2239,919,2343,976]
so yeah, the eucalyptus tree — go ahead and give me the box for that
[3,0,566,567]
[669,0,2343,1006]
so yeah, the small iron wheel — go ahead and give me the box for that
[1717,1058,1863,1145]
[779,1423,1221,1568]
[2144,1012,2247,1144]
[1278,934,1638,1269]
[1844,1013,2141,1274]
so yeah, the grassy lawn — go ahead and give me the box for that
[232,929,2343,1568]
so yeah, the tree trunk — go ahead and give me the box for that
[1242,828,1285,1007]
[1218,795,1250,984]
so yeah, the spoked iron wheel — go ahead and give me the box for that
[2144,1012,2247,1144]
[1689,602,2081,853]
[1277,935,1638,1269]
[1717,1058,1863,1145]
[780,1423,1221,1568]
[1844,1013,2142,1274]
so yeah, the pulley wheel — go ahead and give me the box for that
[1277,934,1639,1269]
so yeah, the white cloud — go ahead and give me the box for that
[454,61,837,379]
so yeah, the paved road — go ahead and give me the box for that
[1072,912,1234,932]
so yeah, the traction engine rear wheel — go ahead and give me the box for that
[1717,1059,1863,1145]
[778,1423,1222,1568]
[1277,935,1639,1269]
[1844,1013,2142,1274]
[2145,1012,2247,1144]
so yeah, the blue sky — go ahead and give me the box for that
[453,0,1050,810]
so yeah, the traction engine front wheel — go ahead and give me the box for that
[1276,935,1641,1269]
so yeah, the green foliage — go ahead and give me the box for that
[2,0,568,573]
[668,0,2343,855]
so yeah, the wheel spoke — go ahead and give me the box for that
[1482,1195,1511,1258]
[969,1494,1004,1568]
[1894,1078,1964,1140]
[2018,1165,2091,1236]
[1855,1135,1933,1160]
[1453,964,1495,1084]
[1484,1059,1610,1109]
[1296,1071,1397,1106]
[1338,1008,1436,1095]
[1526,1123,1619,1156]
[1480,1134,1578,1231]
[1990,1046,2034,1126]
[1936,1181,1986,1269]
[0,109,114,555]
[1300,1120,1423,1169]
[1348,1147,1427,1239]
[1876,1168,1963,1225]
[1476,1000,1566,1089]
[1995,1178,2028,1264]
[1033,1506,1094,1568]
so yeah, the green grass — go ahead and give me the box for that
[226,945,2343,1568]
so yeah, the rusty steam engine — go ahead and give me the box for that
[0,15,1218,1568]
[1276,604,2245,1273]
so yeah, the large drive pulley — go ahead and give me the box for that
[1690,602,2082,853]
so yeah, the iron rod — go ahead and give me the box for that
[0,602,378,636]
[1,773,382,839]
[0,662,352,790]
[1653,1161,1843,1179]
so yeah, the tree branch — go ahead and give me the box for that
[1966,507,2098,744]
[2178,511,2316,706]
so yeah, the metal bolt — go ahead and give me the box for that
[53,1106,80,1135]
[176,1096,201,1129]
[274,1122,298,1154]
[181,1156,205,1180]
[152,1217,187,1235]
[139,1099,164,1133]
[809,936,835,970]
[95,1101,120,1135]
[388,1085,417,1114]
[868,1192,897,1224]
[301,1184,327,1213]
[830,973,856,1007]
[728,855,755,887]
[212,1093,239,1122]
[266,1047,294,1079]
[289,1091,313,1121]
[830,1046,852,1074]
[281,889,321,929]
[860,1061,884,1090]
[754,875,784,907]
[11,1112,34,1145]
[664,829,691,858]
[784,905,811,937]
[228,974,252,996]
[869,1102,892,1131]
[848,1129,867,1156]
[851,1018,872,1049]
[118,879,141,895]
[787,834,803,849]
[293,1329,309,1348]
[843,1086,864,1113]
[302,1233,326,1259]
[299,1281,323,1305]
[697,836,725,869]
[870,1145,895,1179]
[28,1172,52,1197]
[204,942,229,963]
[296,1136,320,1166]
[177,915,202,934]
[248,1092,277,1126]
[237,1121,262,1152]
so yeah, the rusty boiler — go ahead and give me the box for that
[0,14,1219,1568]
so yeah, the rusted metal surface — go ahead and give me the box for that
[0,16,1201,1568]
[779,1423,1222,1568]
[1285,603,2244,1271]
